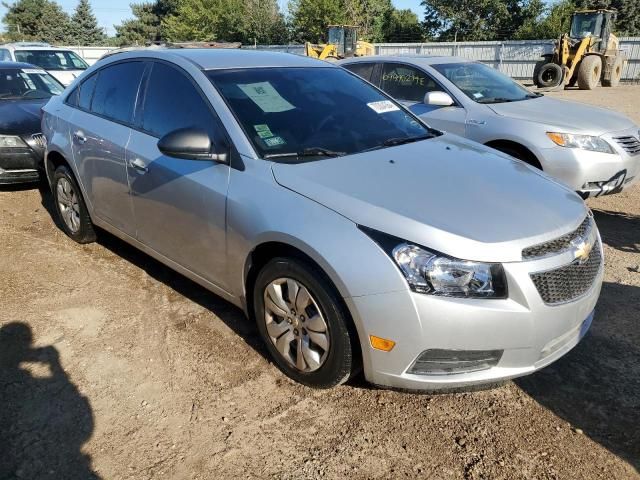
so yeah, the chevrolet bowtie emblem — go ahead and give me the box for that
[572,237,594,264]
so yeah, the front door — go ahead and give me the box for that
[126,61,230,287]
[70,62,145,234]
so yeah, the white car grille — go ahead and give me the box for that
[612,135,640,156]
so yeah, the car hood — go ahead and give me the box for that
[0,98,48,136]
[271,134,587,263]
[487,96,634,135]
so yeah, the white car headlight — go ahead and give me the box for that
[0,135,27,148]
[546,132,615,154]
[391,244,507,298]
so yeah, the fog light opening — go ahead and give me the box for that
[408,349,503,375]
[370,335,396,352]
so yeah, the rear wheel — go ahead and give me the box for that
[253,257,356,388]
[577,55,602,90]
[536,63,564,88]
[51,165,96,243]
[603,55,623,87]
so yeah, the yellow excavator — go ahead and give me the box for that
[534,9,626,90]
[305,25,374,61]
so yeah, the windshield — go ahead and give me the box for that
[432,62,538,104]
[13,50,89,71]
[570,13,603,39]
[207,67,435,161]
[0,67,64,100]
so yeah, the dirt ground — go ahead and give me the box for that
[1,86,639,480]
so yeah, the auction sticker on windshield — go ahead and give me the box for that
[367,100,400,114]
[263,136,286,147]
[254,124,274,139]
[22,69,47,75]
[238,82,295,113]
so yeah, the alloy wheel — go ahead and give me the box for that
[56,177,81,233]
[263,277,330,372]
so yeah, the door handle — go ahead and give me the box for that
[73,131,87,144]
[129,158,148,173]
[466,119,486,126]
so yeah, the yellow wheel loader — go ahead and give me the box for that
[533,9,626,90]
[305,25,374,61]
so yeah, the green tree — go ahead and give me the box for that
[162,0,287,43]
[69,0,105,45]
[114,0,178,45]
[288,0,345,42]
[421,0,544,41]
[515,0,576,39]
[381,8,423,42]
[2,0,72,43]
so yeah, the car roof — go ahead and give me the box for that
[108,48,333,70]
[340,55,474,67]
[0,61,39,69]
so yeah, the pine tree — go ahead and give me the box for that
[2,0,73,43]
[69,0,105,45]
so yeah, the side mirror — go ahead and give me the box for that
[424,91,454,107]
[157,127,227,163]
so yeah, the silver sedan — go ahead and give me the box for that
[340,56,640,198]
[42,49,602,390]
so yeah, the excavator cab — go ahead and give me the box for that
[327,25,358,58]
[569,10,616,52]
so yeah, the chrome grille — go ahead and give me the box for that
[522,216,591,260]
[530,240,602,305]
[613,135,640,156]
[31,133,46,149]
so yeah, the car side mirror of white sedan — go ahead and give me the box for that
[424,91,454,106]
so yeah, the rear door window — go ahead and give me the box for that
[78,72,98,110]
[0,49,11,61]
[141,62,216,138]
[380,63,444,103]
[91,62,144,124]
[343,63,375,82]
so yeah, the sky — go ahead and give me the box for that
[0,0,425,37]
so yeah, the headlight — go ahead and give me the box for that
[0,135,27,148]
[546,132,614,154]
[392,244,507,298]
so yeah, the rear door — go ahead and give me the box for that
[378,62,467,136]
[126,61,230,286]
[69,61,145,234]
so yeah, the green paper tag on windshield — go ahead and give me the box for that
[254,124,274,139]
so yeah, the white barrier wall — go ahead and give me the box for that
[65,37,640,81]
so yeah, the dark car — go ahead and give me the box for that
[0,61,64,184]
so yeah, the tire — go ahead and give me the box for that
[532,56,552,86]
[253,257,356,388]
[536,63,564,88]
[603,55,623,87]
[51,165,96,243]
[577,55,602,90]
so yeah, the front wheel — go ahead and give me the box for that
[253,257,356,388]
[536,63,564,88]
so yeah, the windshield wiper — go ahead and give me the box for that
[264,147,346,159]
[476,97,519,104]
[382,133,435,147]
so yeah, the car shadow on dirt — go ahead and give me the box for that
[593,208,640,255]
[0,322,100,479]
[517,281,640,471]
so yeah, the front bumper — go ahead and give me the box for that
[538,129,640,198]
[0,145,44,185]
[346,239,603,390]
